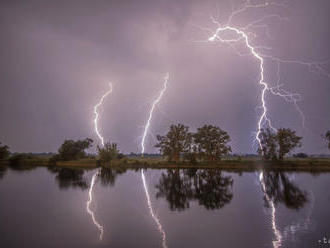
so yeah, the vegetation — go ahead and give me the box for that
[1,124,330,170]
[97,142,124,164]
[258,128,302,161]
[293,153,308,158]
[326,130,330,150]
[155,123,232,163]
[54,138,93,161]
[0,142,10,159]
[155,124,193,162]
[193,125,231,161]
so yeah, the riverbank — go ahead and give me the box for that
[2,157,330,172]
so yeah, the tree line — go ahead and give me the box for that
[154,124,330,162]
[1,127,330,162]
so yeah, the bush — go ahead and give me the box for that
[293,153,308,158]
[97,142,123,164]
[0,143,10,159]
[57,138,93,161]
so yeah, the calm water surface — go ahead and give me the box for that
[0,165,329,248]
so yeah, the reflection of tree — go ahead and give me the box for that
[193,170,233,209]
[156,170,193,211]
[156,169,233,211]
[0,165,7,180]
[98,167,127,187]
[52,168,88,190]
[262,170,308,210]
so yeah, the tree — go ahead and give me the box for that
[97,142,121,163]
[155,124,193,162]
[293,153,308,158]
[0,142,10,159]
[193,125,231,161]
[258,128,302,161]
[325,131,330,150]
[258,128,277,160]
[58,138,93,161]
[277,128,302,160]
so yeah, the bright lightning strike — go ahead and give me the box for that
[140,73,169,248]
[208,23,277,147]
[141,73,169,155]
[141,170,168,248]
[198,1,329,247]
[259,171,282,248]
[201,1,329,148]
[88,83,112,241]
[87,171,104,241]
[94,83,113,147]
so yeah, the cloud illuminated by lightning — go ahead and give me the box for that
[94,83,113,146]
[87,171,104,241]
[141,73,169,155]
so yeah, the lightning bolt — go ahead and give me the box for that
[94,83,113,147]
[141,170,168,248]
[87,83,113,241]
[198,1,329,147]
[140,73,169,248]
[259,171,282,248]
[207,23,280,146]
[87,171,104,241]
[141,73,169,155]
[197,1,328,247]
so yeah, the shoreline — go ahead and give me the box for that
[2,158,330,172]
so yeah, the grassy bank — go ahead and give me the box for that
[3,156,330,172]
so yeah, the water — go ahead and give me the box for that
[0,165,329,248]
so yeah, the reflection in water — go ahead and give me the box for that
[86,170,104,241]
[98,167,127,186]
[259,171,282,248]
[262,171,308,209]
[156,169,233,211]
[282,191,314,243]
[0,165,7,180]
[141,169,167,248]
[259,170,310,248]
[86,168,126,241]
[50,168,88,190]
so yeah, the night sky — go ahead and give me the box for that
[0,0,329,154]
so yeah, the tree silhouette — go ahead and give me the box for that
[193,125,231,161]
[155,124,193,162]
[258,128,302,160]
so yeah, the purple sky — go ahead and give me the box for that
[0,0,329,154]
